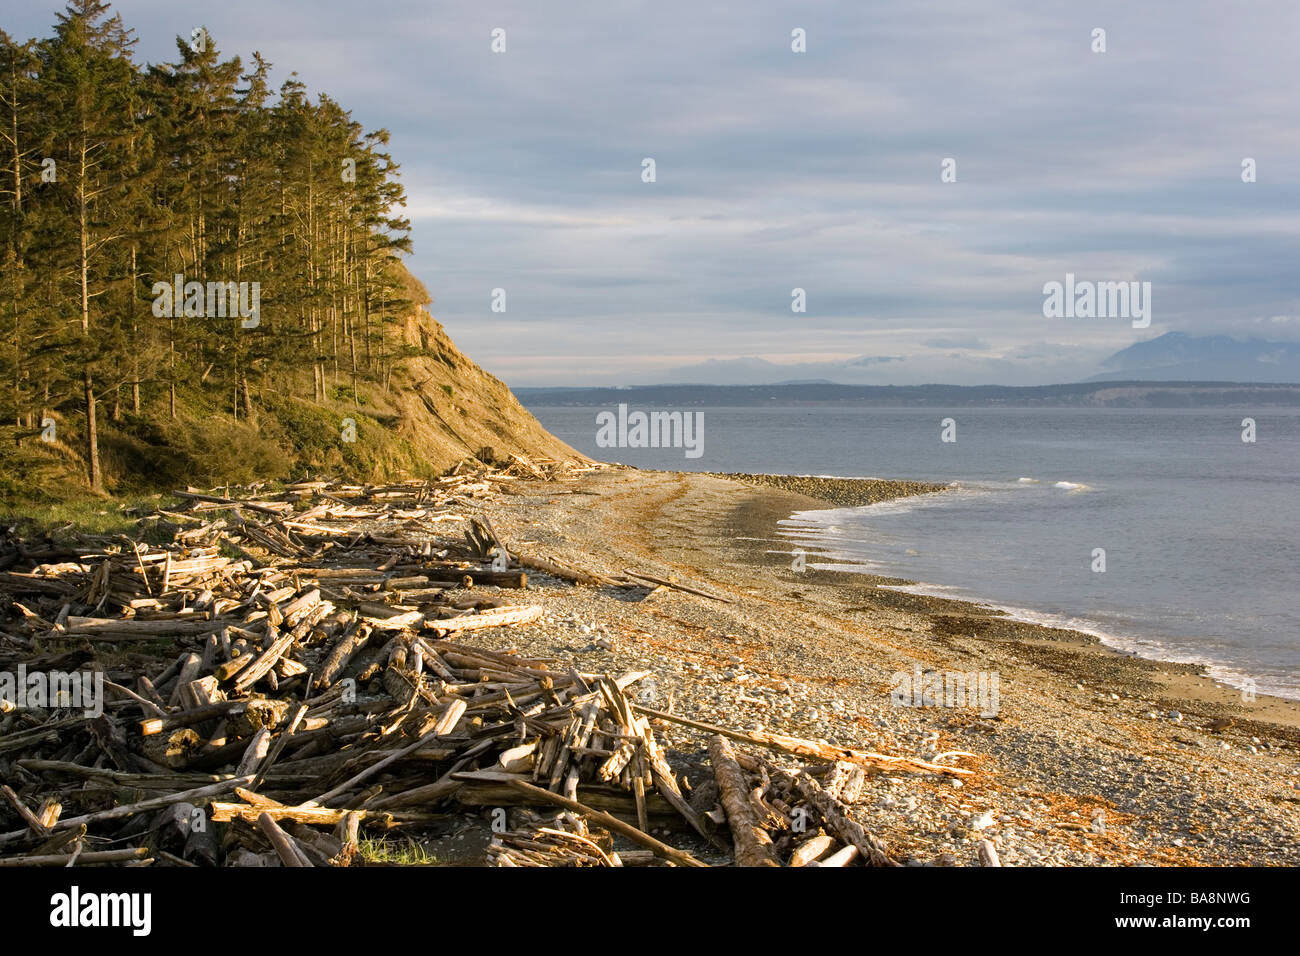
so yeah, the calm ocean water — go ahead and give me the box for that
[528,405,1300,699]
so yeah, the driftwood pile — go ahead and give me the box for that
[0,460,975,867]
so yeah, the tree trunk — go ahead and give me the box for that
[78,139,89,335]
[130,245,140,413]
[78,132,99,491]
[169,314,177,419]
[83,368,100,492]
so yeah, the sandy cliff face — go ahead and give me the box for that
[383,303,583,472]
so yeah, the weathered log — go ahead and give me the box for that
[789,833,836,867]
[313,622,371,689]
[0,784,48,837]
[621,569,734,603]
[16,759,231,789]
[335,811,362,866]
[306,699,466,807]
[213,803,365,826]
[166,654,203,707]
[424,604,542,634]
[231,624,294,693]
[213,654,253,682]
[63,617,230,638]
[257,811,313,867]
[515,553,612,587]
[184,809,219,866]
[235,728,272,777]
[634,704,971,776]
[140,727,203,769]
[412,571,527,590]
[140,700,247,736]
[793,771,897,867]
[707,736,779,867]
[103,679,168,718]
[813,844,859,867]
[178,675,223,711]
[247,703,309,791]
[457,773,706,868]
[0,847,149,867]
[0,775,254,846]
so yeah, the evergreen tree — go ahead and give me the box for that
[0,31,39,427]
[1,1,416,491]
[33,0,139,490]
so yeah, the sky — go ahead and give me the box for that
[12,0,1300,386]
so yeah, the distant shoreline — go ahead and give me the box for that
[517,382,1300,409]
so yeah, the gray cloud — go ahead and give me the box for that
[13,0,1300,385]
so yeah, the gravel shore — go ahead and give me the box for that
[456,466,1300,865]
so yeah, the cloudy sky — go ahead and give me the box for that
[14,1,1300,385]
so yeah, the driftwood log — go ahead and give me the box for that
[0,466,981,868]
[708,735,780,867]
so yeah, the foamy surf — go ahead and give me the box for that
[876,583,1299,700]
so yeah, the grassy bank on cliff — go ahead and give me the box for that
[1,271,580,513]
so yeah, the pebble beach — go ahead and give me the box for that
[452,466,1300,865]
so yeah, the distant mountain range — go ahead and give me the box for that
[516,332,1300,404]
[1090,332,1300,383]
[515,381,1300,408]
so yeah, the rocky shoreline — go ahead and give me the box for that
[704,472,948,507]
[459,466,1300,865]
[4,465,1294,867]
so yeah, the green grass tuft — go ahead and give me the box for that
[357,836,435,866]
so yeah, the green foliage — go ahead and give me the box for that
[0,428,87,507]
[328,383,368,406]
[0,1,418,495]
[123,417,294,489]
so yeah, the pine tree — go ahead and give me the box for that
[5,1,421,492]
[0,31,40,428]
[33,0,139,490]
